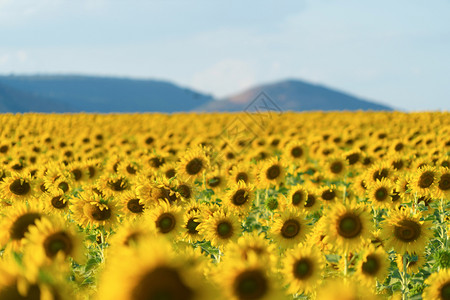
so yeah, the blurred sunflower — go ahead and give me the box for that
[177,146,210,181]
[0,172,35,203]
[355,245,389,288]
[366,178,394,209]
[257,157,285,188]
[198,207,241,249]
[222,181,255,214]
[281,244,324,295]
[423,268,450,300]
[148,201,183,239]
[269,208,310,249]
[321,203,373,253]
[410,166,438,198]
[380,208,433,254]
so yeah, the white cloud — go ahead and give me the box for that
[191,59,256,98]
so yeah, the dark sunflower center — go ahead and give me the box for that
[362,255,380,275]
[208,176,221,188]
[266,165,281,180]
[9,179,31,196]
[393,160,404,170]
[71,169,82,181]
[165,169,176,179]
[149,157,165,168]
[177,184,191,199]
[126,165,137,175]
[338,214,362,238]
[127,199,144,213]
[10,213,42,240]
[305,195,316,208]
[292,191,304,206]
[418,171,434,188]
[236,172,249,183]
[107,178,127,191]
[88,166,96,178]
[58,182,69,193]
[439,174,450,191]
[124,232,141,246]
[322,190,336,201]
[293,258,313,279]
[440,282,450,300]
[91,206,111,221]
[159,187,178,203]
[375,187,388,201]
[330,161,343,174]
[373,169,389,181]
[157,213,176,233]
[0,283,41,300]
[346,153,360,165]
[145,137,154,145]
[43,231,72,258]
[186,218,200,234]
[232,189,249,206]
[281,219,300,239]
[291,147,303,158]
[217,221,233,238]
[131,266,194,300]
[186,158,203,175]
[51,196,67,209]
[394,219,421,242]
[233,270,268,300]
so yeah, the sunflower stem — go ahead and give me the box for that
[401,253,408,300]
[344,251,349,276]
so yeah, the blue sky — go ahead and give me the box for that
[0,0,449,110]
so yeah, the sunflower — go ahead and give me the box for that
[423,269,450,300]
[355,245,389,288]
[198,207,241,249]
[257,157,286,188]
[41,190,70,214]
[318,184,341,207]
[96,173,130,198]
[436,167,450,199]
[269,208,310,249]
[365,162,393,185]
[410,166,438,198]
[147,201,183,240]
[286,184,308,209]
[0,258,73,300]
[323,155,348,180]
[205,168,227,192]
[0,172,35,203]
[366,178,394,209]
[177,146,210,181]
[225,231,276,268]
[43,170,73,195]
[229,164,255,185]
[0,202,46,251]
[161,162,177,180]
[97,238,214,300]
[283,141,307,163]
[321,203,373,253]
[23,215,85,270]
[222,181,255,214]
[181,210,203,243]
[67,161,89,184]
[303,188,321,213]
[118,191,146,220]
[395,175,414,203]
[281,244,324,295]
[396,252,426,274]
[380,208,433,254]
[218,252,283,300]
[107,219,154,251]
[151,177,180,204]
[174,177,196,202]
[344,148,362,167]
[70,191,120,230]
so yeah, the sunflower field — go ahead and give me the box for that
[0,111,449,300]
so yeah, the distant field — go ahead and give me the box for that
[0,112,449,299]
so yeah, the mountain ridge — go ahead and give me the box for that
[0,74,392,113]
